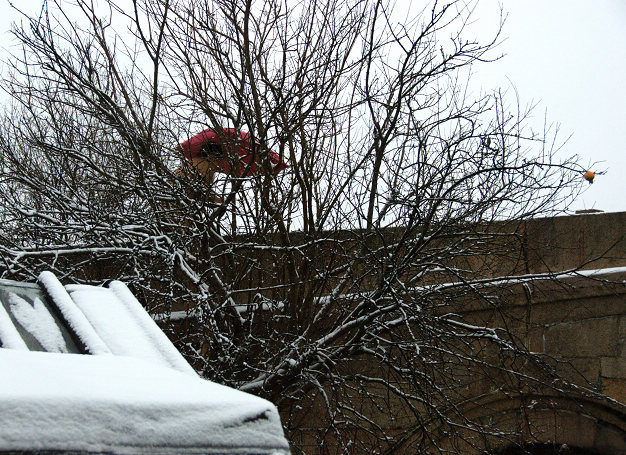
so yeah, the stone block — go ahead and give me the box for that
[601,352,626,379]
[556,357,601,386]
[524,408,597,448]
[601,378,626,404]
[526,327,545,353]
[593,422,626,455]
[544,317,620,358]
[528,294,625,326]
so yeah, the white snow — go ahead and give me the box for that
[573,266,626,277]
[38,271,112,355]
[65,283,196,376]
[107,280,197,376]
[0,348,290,454]
[36,272,195,374]
[7,293,68,353]
[1,274,289,453]
[155,309,191,321]
[0,299,28,350]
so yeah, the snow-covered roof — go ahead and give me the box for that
[0,272,290,455]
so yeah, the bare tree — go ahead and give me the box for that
[0,0,592,453]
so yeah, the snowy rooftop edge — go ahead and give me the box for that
[0,349,290,454]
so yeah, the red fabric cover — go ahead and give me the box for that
[178,128,287,176]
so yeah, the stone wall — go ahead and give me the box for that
[280,212,626,454]
[170,211,625,453]
[520,211,625,274]
[441,269,626,454]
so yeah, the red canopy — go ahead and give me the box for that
[178,128,287,177]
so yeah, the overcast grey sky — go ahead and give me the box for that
[0,0,624,214]
[473,0,626,213]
